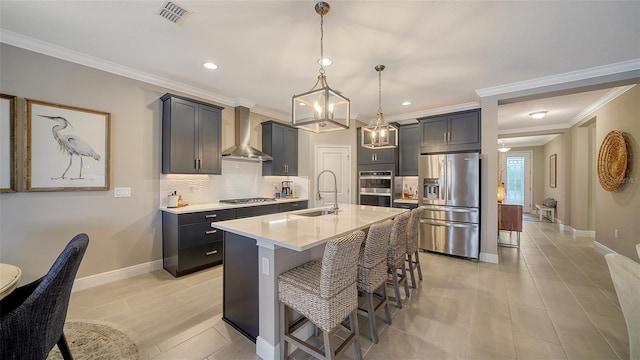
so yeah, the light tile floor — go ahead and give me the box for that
[66,220,629,359]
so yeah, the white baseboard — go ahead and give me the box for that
[594,241,616,255]
[480,252,499,264]
[256,336,276,360]
[72,259,163,292]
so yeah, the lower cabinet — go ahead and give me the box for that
[278,200,308,212]
[162,201,308,277]
[162,208,236,277]
[393,201,418,210]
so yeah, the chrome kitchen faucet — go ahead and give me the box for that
[316,170,339,214]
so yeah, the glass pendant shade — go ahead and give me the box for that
[361,113,398,149]
[361,64,397,149]
[292,74,350,133]
[292,1,350,133]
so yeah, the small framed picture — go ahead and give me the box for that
[1,93,17,192]
[26,99,110,191]
[549,154,557,188]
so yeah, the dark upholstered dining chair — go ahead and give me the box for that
[0,233,89,360]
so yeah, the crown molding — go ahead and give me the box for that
[0,29,249,109]
[568,84,635,127]
[476,59,640,98]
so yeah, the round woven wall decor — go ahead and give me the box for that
[597,130,627,191]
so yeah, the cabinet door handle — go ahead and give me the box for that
[443,133,447,142]
[205,250,218,256]
[371,153,374,162]
[194,158,198,169]
[205,230,217,235]
[448,132,451,142]
[205,214,217,218]
[292,203,298,207]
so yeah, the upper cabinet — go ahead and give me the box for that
[418,109,481,154]
[262,121,298,176]
[398,123,420,176]
[357,128,398,166]
[161,93,224,174]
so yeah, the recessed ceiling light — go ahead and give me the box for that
[401,101,411,106]
[203,62,218,70]
[318,58,332,66]
[529,111,547,119]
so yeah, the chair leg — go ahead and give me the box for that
[323,327,335,360]
[389,268,402,309]
[401,264,410,298]
[381,284,391,325]
[365,292,379,344]
[57,332,73,360]
[280,302,288,360]
[414,250,423,281]
[407,253,417,289]
[350,310,363,360]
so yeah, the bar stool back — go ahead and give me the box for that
[357,220,393,343]
[387,211,411,308]
[278,230,365,360]
[406,208,423,288]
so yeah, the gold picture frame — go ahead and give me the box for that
[1,93,17,193]
[26,99,110,191]
[549,154,557,188]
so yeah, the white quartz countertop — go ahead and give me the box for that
[212,203,407,251]
[160,197,308,214]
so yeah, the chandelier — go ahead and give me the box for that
[292,2,350,133]
[361,65,397,149]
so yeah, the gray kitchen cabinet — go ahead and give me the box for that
[357,128,398,165]
[398,123,420,176]
[418,109,480,154]
[393,201,418,210]
[278,200,308,213]
[161,93,224,174]
[162,208,236,277]
[236,204,280,218]
[262,121,298,176]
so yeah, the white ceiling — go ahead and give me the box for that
[1,1,639,147]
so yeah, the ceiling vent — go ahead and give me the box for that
[157,1,189,23]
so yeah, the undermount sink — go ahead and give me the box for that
[295,208,336,217]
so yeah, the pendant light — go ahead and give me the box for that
[292,2,350,133]
[498,140,511,153]
[361,65,398,149]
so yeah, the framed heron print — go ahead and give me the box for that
[26,99,110,191]
[1,94,17,193]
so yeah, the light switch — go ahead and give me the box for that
[114,187,131,198]
[261,257,270,276]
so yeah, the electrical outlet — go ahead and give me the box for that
[614,229,619,239]
[261,257,270,276]
[114,187,131,198]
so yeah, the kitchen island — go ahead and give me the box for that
[212,203,407,360]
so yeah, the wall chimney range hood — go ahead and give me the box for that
[222,106,273,162]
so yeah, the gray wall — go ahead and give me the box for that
[0,44,246,282]
[594,85,640,260]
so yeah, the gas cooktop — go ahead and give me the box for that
[219,197,276,204]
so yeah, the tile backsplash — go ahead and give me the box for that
[160,160,309,206]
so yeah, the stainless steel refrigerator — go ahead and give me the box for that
[418,152,480,259]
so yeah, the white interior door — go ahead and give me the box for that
[315,146,351,207]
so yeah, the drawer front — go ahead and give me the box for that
[236,204,280,219]
[278,201,308,213]
[179,222,223,248]
[179,208,237,226]
[178,241,223,272]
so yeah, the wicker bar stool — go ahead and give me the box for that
[406,208,423,289]
[386,211,411,309]
[357,220,393,344]
[278,230,365,360]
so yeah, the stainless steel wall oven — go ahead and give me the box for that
[359,170,393,207]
